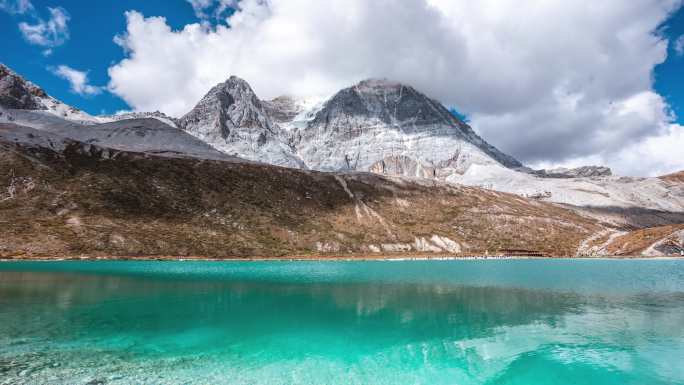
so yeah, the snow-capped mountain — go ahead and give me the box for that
[0,64,99,124]
[2,64,522,176]
[177,76,524,180]
[178,76,306,168]
[0,64,179,127]
[291,79,522,176]
[175,75,683,214]
[0,64,234,161]
[2,63,683,217]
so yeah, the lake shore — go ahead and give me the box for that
[1,254,682,261]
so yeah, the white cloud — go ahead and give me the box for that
[18,6,69,47]
[533,123,684,177]
[675,34,684,56]
[473,90,677,171]
[108,0,683,176]
[613,123,684,176]
[0,0,33,14]
[51,65,103,96]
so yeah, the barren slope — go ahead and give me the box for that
[661,171,684,184]
[0,128,600,258]
[602,224,684,256]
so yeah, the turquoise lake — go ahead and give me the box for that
[1,260,683,384]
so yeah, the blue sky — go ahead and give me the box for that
[1,0,683,175]
[0,0,199,114]
[656,6,684,121]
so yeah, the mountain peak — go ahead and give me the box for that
[178,75,305,168]
[181,74,267,132]
[0,63,49,110]
[355,78,404,90]
[223,75,253,89]
[295,77,523,172]
[0,63,99,123]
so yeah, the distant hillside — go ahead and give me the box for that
[600,224,684,256]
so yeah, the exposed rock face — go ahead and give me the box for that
[0,64,48,110]
[292,79,522,177]
[178,76,304,168]
[3,64,522,176]
[261,96,303,123]
[0,63,98,123]
[534,166,612,178]
[368,155,436,179]
[176,76,524,175]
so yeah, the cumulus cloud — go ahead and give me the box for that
[534,123,684,177]
[51,65,103,96]
[108,0,684,176]
[612,123,684,176]
[18,6,69,48]
[0,0,33,14]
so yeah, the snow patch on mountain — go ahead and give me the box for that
[264,95,328,133]
[449,163,684,211]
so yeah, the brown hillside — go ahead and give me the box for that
[0,135,602,258]
[660,171,684,183]
[604,224,684,256]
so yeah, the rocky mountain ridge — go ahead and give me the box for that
[293,79,525,181]
[2,63,683,217]
[533,166,612,178]
[177,76,524,178]
[0,64,98,123]
[177,76,306,168]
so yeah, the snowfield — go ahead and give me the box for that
[448,163,684,211]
